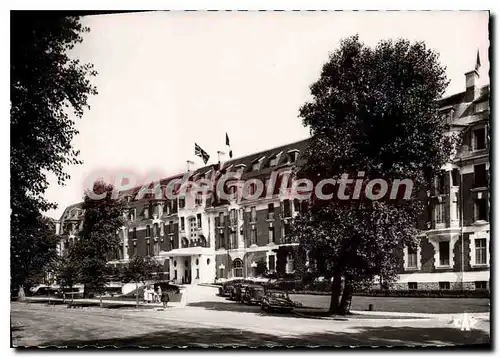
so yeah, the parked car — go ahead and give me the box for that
[30,286,60,297]
[156,282,180,294]
[223,279,245,299]
[241,284,265,305]
[261,289,295,313]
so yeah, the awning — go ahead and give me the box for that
[159,247,213,257]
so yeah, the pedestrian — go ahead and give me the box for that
[161,290,170,308]
[143,285,149,304]
[156,286,162,304]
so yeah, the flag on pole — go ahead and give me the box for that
[225,133,233,158]
[195,143,210,164]
[475,49,481,71]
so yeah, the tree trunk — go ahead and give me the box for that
[18,285,26,301]
[135,282,139,308]
[338,279,354,315]
[328,272,342,315]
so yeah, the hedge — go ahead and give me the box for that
[288,289,490,298]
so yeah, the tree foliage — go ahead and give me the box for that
[10,13,97,293]
[11,215,59,294]
[293,35,453,314]
[72,181,125,297]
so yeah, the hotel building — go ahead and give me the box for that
[55,57,489,291]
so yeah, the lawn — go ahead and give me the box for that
[289,294,490,314]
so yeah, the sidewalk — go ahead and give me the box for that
[23,296,184,308]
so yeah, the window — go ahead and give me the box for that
[178,196,185,209]
[267,203,275,219]
[196,269,199,279]
[230,209,237,224]
[249,183,256,196]
[146,240,151,256]
[250,227,257,245]
[475,198,487,221]
[474,164,487,188]
[129,209,136,222]
[231,230,237,249]
[268,255,276,271]
[153,223,159,237]
[435,203,445,224]
[475,101,488,113]
[439,241,450,266]
[154,241,160,256]
[284,223,291,242]
[439,282,450,290]
[250,207,257,222]
[165,201,171,215]
[195,192,203,206]
[451,168,459,187]
[174,270,177,280]
[169,221,174,234]
[283,199,291,218]
[172,200,178,213]
[252,162,260,171]
[407,246,418,268]
[473,128,486,150]
[293,199,301,213]
[239,208,244,220]
[475,281,487,290]
[219,268,224,278]
[144,207,149,219]
[132,228,137,239]
[189,217,197,240]
[181,217,185,231]
[288,151,298,163]
[132,241,137,257]
[268,226,275,244]
[197,213,202,229]
[440,109,453,123]
[219,212,225,226]
[233,259,243,277]
[218,229,225,249]
[475,239,487,264]
[269,156,278,167]
[146,225,151,237]
[286,254,294,274]
[437,171,446,194]
[408,282,418,290]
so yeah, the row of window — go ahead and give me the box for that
[407,281,487,290]
[407,238,488,268]
[435,163,488,195]
[434,197,488,225]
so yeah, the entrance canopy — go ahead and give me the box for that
[159,247,213,257]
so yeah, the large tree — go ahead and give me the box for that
[10,13,97,294]
[293,35,454,314]
[72,180,125,304]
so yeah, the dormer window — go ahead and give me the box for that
[235,164,246,174]
[475,101,488,113]
[288,150,299,163]
[473,127,486,150]
[252,158,264,171]
[439,106,454,123]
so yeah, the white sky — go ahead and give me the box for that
[43,11,490,219]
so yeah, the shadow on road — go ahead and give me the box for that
[26,325,491,348]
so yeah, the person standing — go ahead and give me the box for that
[143,285,149,304]
[161,290,170,308]
[156,286,162,304]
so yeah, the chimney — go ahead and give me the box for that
[464,50,481,102]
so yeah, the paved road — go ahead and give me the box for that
[11,301,490,347]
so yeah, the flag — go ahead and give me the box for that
[226,132,233,158]
[475,50,481,71]
[194,143,210,164]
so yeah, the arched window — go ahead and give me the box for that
[181,237,189,248]
[199,236,207,247]
[153,223,159,237]
[232,259,243,277]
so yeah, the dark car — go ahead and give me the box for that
[261,289,295,313]
[241,284,265,305]
[157,282,180,294]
